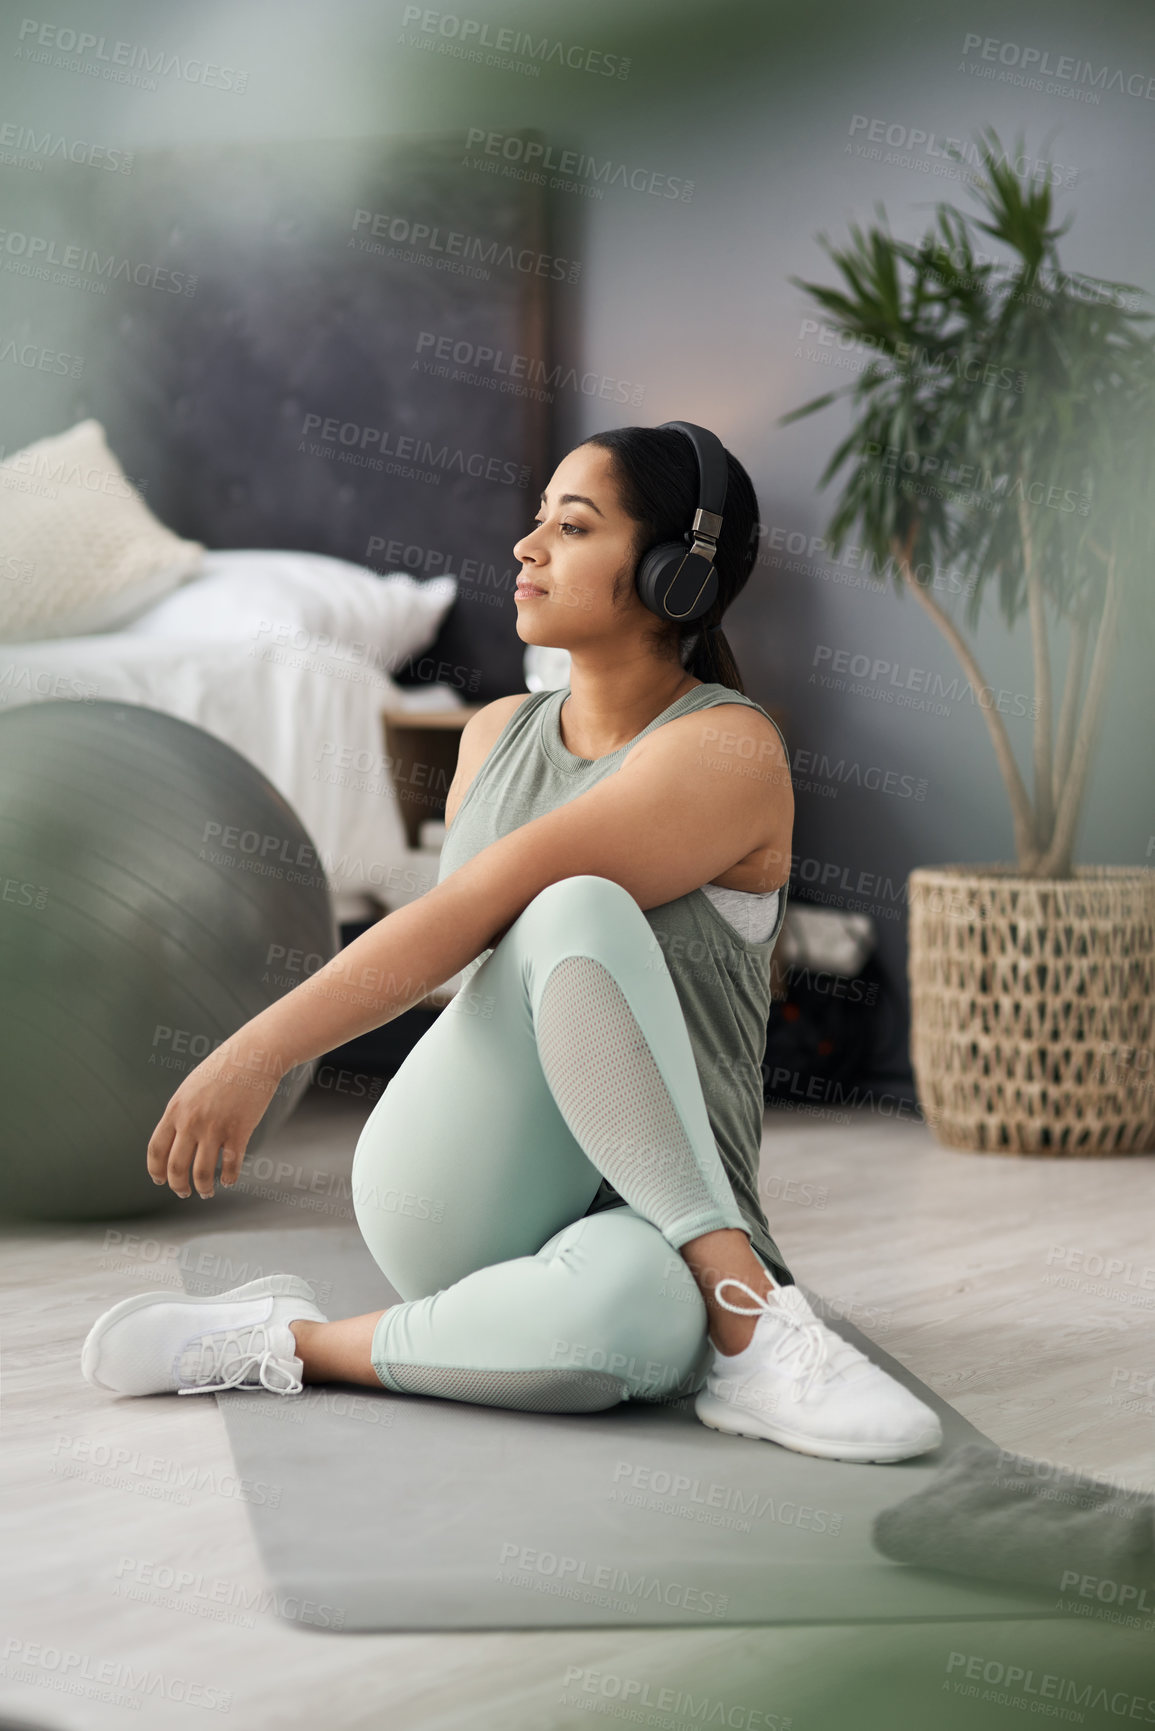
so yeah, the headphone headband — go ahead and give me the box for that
[658,419,729,543]
[634,420,728,625]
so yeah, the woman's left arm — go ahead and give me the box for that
[148,705,791,1198]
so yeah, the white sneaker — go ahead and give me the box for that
[694,1279,943,1463]
[81,1274,328,1398]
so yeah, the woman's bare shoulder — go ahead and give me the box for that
[626,699,787,773]
[463,691,537,753]
[622,700,792,889]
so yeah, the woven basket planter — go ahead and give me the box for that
[907,864,1155,1156]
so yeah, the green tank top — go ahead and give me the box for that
[436,680,792,1279]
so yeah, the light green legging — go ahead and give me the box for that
[350,874,780,1414]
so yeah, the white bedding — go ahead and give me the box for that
[0,551,466,924]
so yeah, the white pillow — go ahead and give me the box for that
[0,419,205,642]
[123,549,458,673]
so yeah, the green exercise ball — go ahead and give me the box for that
[0,700,339,1221]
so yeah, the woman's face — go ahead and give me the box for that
[511,443,655,654]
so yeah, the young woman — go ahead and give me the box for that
[81,425,941,1464]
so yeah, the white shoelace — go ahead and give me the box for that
[714,1278,863,1403]
[176,1322,304,1396]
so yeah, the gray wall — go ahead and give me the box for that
[4,0,1153,1073]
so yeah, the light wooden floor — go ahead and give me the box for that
[3,1090,1153,1731]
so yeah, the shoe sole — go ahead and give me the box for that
[81,1273,320,1392]
[694,1391,942,1464]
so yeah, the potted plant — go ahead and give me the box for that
[780,127,1155,1155]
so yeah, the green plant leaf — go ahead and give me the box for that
[777,125,1155,866]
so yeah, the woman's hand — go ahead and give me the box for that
[146,1039,285,1200]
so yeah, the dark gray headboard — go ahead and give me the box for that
[1,132,553,699]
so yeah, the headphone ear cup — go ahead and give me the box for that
[634,541,684,617]
[636,542,718,623]
[684,559,719,621]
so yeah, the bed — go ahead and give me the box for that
[0,547,463,925]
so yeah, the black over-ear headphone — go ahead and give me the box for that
[634,420,728,625]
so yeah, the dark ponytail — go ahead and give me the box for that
[580,424,762,695]
[680,620,746,693]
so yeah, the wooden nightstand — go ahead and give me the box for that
[380,703,487,848]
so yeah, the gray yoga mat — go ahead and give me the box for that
[181,1227,1067,1632]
